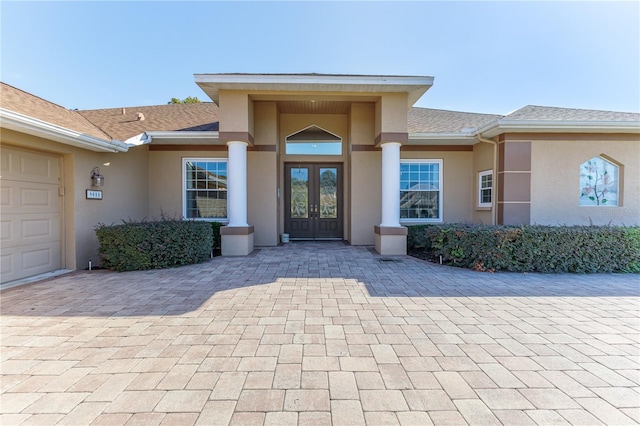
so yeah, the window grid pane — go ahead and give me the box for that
[185,160,228,219]
[400,161,441,220]
[480,189,492,204]
[479,171,493,206]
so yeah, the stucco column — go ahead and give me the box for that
[227,141,248,227]
[380,142,401,227]
[375,141,407,255]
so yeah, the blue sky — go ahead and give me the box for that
[2,1,638,114]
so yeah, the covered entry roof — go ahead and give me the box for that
[194,73,434,106]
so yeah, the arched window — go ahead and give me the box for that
[579,156,619,206]
[285,125,342,155]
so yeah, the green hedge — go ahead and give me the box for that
[408,224,640,273]
[96,220,214,272]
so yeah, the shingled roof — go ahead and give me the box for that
[503,105,640,122]
[408,107,501,133]
[0,82,111,140]
[78,103,219,141]
[3,81,637,142]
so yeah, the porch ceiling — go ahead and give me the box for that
[275,100,352,115]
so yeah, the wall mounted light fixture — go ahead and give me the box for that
[91,167,104,187]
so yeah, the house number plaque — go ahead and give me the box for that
[86,189,103,200]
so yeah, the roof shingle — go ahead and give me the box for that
[78,103,219,141]
[504,105,640,122]
[408,107,501,133]
[0,82,111,140]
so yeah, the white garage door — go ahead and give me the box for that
[1,146,62,284]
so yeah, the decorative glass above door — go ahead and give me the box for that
[285,125,342,155]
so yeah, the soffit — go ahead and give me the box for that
[275,100,352,115]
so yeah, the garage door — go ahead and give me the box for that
[1,146,62,284]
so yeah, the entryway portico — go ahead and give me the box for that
[193,73,434,256]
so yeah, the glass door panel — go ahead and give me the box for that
[285,163,342,240]
[319,168,337,219]
[290,167,309,219]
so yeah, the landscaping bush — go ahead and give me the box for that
[96,219,213,272]
[407,224,640,273]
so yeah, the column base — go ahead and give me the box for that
[374,225,407,255]
[221,225,254,256]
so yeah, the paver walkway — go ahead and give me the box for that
[1,242,639,425]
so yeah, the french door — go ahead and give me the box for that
[284,163,343,240]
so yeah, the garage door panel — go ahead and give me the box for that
[1,213,61,247]
[20,154,58,182]
[22,216,60,240]
[0,149,11,174]
[0,242,61,283]
[1,213,61,249]
[1,148,60,184]
[1,220,12,244]
[21,186,55,208]
[23,245,59,272]
[0,146,62,284]
[1,181,59,214]
[0,185,11,208]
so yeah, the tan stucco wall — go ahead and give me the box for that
[375,93,408,135]
[1,129,149,270]
[148,149,228,220]
[530,136,640,226]
[247,151,278,246]
[251,102,279,245]
[472,142,495,224]
[218,90,250,133]
[400,150,474,224]
[254,102,278,146]
[349,103,378,245]
[351,103,376,146]
[74,145,149,269]
[350,152,381,245]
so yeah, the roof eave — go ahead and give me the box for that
[408,132,478,145]
[0,108,128,152]
[144,131,220,145]
[194,73,434,106]
[478,120,640,138]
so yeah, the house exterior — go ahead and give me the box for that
[1,74,639,285]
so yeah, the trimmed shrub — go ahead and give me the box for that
[96,220,213,272]
[407,224,640,273]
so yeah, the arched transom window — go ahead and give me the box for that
[285,125,342,156]
[580,156,619,206]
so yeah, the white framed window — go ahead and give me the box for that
[400,159,443,222]
[183,158,228,220]
[478,170,493,208]
[580,156,619,206]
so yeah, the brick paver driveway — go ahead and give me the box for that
[1,242,639,425]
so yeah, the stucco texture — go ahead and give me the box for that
[530,137,640,226]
